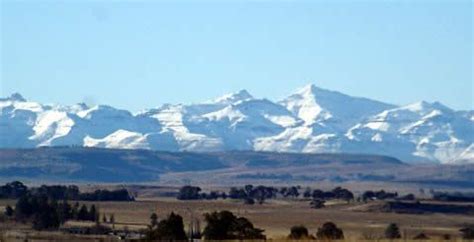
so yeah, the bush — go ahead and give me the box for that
[384,223,401,239]
[316,222,344,240]
[460,225,474,240]
[288,225,311,240]
[413,232,429,240]
[310,199,325,209]
[244,197,255,205]
[4,205,13,217]
[399,193,416,201]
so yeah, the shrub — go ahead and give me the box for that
[4,205,14,217]
[310,199,325,209]
[316,222,344,240]
[288,225,310,240]
[460,225,474,239]
[384,223,401,239]
[413,232,429,240]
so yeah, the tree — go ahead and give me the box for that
[399,193,416,201]
[57,200,72,223]
[284,186,299,198]
[177,186,202,200]
[110,213,115,229]
[14,194,36,220]
[362,191,376,202]
[102,214,107,223]
[384,223,401,239]
[316,222,344,240]
[190,218,202,240]
[0,181,28,199]
[310,199,325,209]
[232,217,265,240]
[303,188,312,198]
[312,189,324,200]
[244,184,254,195]
[150,213,159,229]
[413,232,429,240]
[146,212,187,241]
[333,187,354,202]
[89,204,99,223]
[202,210,236,240]
[244,197,255,205]
[229,187,247,199]
[442,234,451,240]
[460,225,474,240]
[4,205,14,217]
[288,225,310,240]
[71,202,79,220]
[202,210,265,240]
[79,189,134,201]
[77,204,89,221]
[31,198,60,230]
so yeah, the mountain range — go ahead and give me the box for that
[1,84,472,164]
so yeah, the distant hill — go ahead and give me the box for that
[0,147,404,183]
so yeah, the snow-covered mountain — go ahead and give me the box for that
[1,85,472,164]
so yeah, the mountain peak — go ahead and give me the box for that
[403,100,452,113]
[2,93,26,102]
[294,84,346,100]
[296,84,323,95]
[282,83,396,126]
[211,89,253,104]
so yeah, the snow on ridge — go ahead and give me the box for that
[30,110,75,145]
[84,129,150,149]
[1,85,472,164]
[207,89,254,105]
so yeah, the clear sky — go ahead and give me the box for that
[1,0,472,111]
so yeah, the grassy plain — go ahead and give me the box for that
[0,187,473,241]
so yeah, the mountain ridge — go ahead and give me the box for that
[2,84,472,164]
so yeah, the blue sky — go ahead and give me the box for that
[1,0,472,111]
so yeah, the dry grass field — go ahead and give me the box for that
[66,198,474,240]
[0,189,473,241]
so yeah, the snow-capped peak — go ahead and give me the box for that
[0,86,471,164]
[1,93,26,102]
[296,83,326,96]
[402,101,452,114]
[210,89,253,105]
[77,105,132,119]
[281,84,328,124]
[281,83,395,127]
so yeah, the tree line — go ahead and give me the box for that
[431,191,474,202]
[177,185,357,205]
[0,181,134,201]
[4,192,101,230]
[176,185,420,202]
